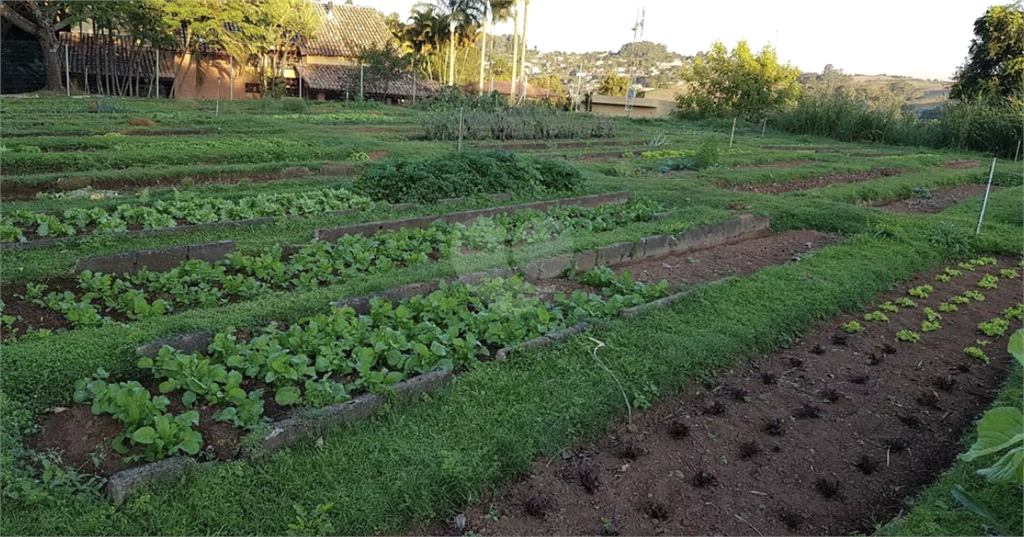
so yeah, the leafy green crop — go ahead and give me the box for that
[843,321,864,333]
[978,318,1010,337]
[909,285,934,299]
[960,330,1023,485]
[863,311,889,322]
[978,275,1000,289]
[896,330,922,343]
[11,200,661,336]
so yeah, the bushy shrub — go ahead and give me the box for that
[353,151,584,204]
[530,158,584,191]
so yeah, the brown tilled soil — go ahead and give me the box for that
[940,160,982,169]
[730,160,818,170]
[413,261,1022,537]
[880,184,991,214]
[729,168,903,194]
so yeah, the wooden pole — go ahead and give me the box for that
[216,77,221,116]
[64,43,70,96]
[761,118,767,137]
[229,56,234,100]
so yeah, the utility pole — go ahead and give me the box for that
[625,7,645,116]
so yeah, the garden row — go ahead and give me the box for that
[0,199,662,339]
[0,188,373,244]
[66,269,670,469]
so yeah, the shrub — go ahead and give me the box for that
[353,151,583,204]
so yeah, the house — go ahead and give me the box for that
[53,2,429,102]
[584,93,675,119]
[296,3,439,102]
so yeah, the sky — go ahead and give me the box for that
[361,0,1003,81]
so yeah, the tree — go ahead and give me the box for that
[597,73,628,96]
[356,41,411,99]
[0,1,91,91]
[676,40,800,119]
[951,4,1023,101]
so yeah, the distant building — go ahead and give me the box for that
[51,1,433,101]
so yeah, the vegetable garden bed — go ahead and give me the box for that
[414,258,1023,536]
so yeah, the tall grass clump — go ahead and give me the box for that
[771,94,1023,157]
[934,97,1023,157]
[768,94,922,145]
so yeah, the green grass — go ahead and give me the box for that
[1,96,1021,536]
[1,235,951,535]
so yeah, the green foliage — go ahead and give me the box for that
[959,331,1024,485]
[978,318,1010,337]
[597,74,629,97]
[896,330,922,343]
[951,5,1024,101]
[908,285,933,299]
[676,40,801,119]
[977,274,1000,289]
[423,108,615,141]
[863,311,889,322]
[770,93,1023,157]
[965,346,991,363]
[353,151,584,203]
[842,321,864,333]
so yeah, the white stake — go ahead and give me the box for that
[458,107,464,152]
[730,117,737,147]
[976,158,997,235]
[761,118,767,138]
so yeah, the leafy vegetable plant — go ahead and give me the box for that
[842,321,864,334]
[896,330,921,343]
[978,318,1010,337]
[863,311,889,322]
[908,285,933,299]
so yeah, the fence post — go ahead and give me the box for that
[761,118,767,138]
[975,158,997,235]
[458,107,464,152]
[65,42,70,96]
[216,77,221,116]
[359,64,364,101]
[729,117,737,147]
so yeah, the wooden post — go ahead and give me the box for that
[216,77,221,116]
[761,118,767,137]
[729,117,737,147]
[458,107,464,152]
[359,63,364,100]
[65,42,70,96]
[229,56,234,100]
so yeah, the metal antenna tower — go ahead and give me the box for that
[625,7,645,115]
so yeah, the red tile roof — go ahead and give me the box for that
[299,4,390,58]
[300,63,440,98]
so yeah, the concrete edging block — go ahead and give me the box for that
[107,456,197,504]
[136,331,214,358]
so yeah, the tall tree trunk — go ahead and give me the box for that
[41,31,63,91]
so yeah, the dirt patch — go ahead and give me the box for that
[730,168,903,194]
[418,261,1021,536]
[731,159,818,170]
[615,230,841,284]
[880,184,992,214]
[940,160,981,169]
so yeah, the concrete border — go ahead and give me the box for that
[72,240,236,275]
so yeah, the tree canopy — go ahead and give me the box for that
[676,40,800,119]
[951,4,1023,101]
[597,73,628,97]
